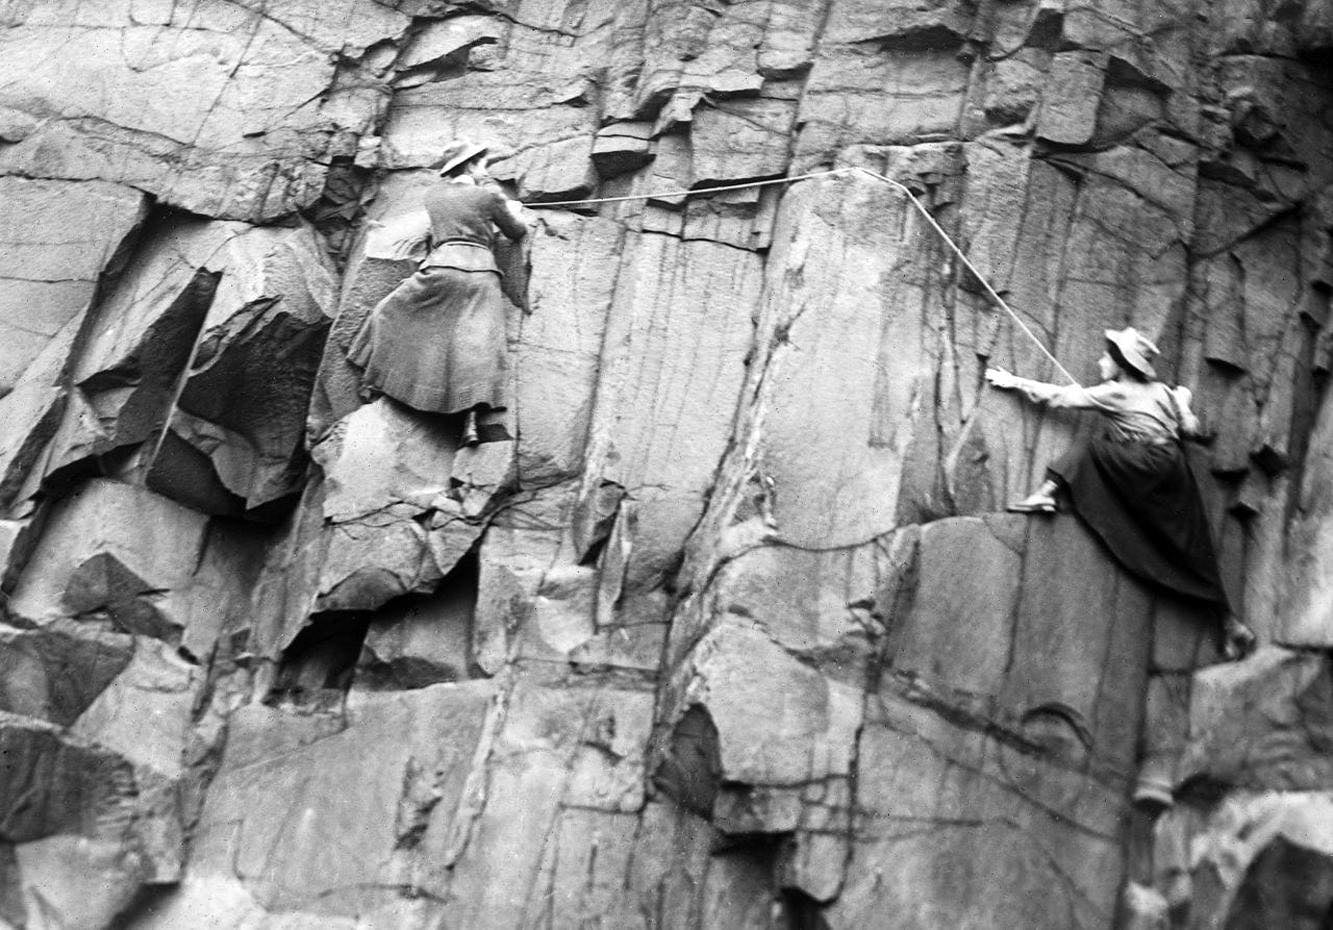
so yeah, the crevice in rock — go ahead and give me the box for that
[301,155,376,270]
[779,887,833,930]
[266,611,371,710]
[39,259,221,504]
[355,547,484,690]
[651,704,721,819]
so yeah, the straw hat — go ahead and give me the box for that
[1104,327,1159,380]
[436,140,489,177]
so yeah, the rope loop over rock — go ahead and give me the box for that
[524,166,1080,386]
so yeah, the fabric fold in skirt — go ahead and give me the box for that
[349,266,507,416]
[1048,435,1230,611]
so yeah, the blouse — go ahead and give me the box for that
[1009,377,1200,443]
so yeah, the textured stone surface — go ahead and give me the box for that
[0,178,148,394]
[1154,792,1333,928]
[0,0,407,222]
[0,620,133,728]
[184,684,494,914]
[309,399,487,614]
[151,224,337,516]
[0,0,1330,927]
[2,712,185,926]
[8,480,209,640]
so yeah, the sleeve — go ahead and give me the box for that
[489,191,527,241]
[1012,377,1125,410]
[1170,385,1203,436]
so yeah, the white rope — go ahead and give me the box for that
[522,165,1080,386]
[520,167,851,207]
[849,167,1079,386]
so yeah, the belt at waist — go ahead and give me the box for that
[422,239,499,273]
[1100,431,1176,447]
[432,238,489,249]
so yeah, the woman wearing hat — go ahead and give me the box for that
[351,140,528,445]
[985,328,1256,659]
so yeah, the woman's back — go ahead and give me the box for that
[423,182,524,245]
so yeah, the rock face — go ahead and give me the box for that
[0,1,1331,928]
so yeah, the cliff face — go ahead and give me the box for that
[1,1,1331,927]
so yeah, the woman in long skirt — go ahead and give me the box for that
[986,327,1256,659]
[351,140,528,444]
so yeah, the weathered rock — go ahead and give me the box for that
[1223,834,1333,929]
[795,8,971,167]
[1037,51,1108,145]
[752,170,943,547]
[309,399,488,614]
[356,560,478,689]
[1178,648,1333,791]
[514,214,623,484]
[14,835,149,930]
[8,479,209,642]
[0,178,148,394]
[0,0,408,221]
[187,683,494,913]
[0,2,1329,927]
[34,215,236,496]
[377,29,600,200]
[982,51,1048,125]
[149,224,337,516]
[0,620,134,727]
[657,505,1202,920]
[434,673,658,924]
[828,690,1127,929]
[70,638,199,781]
[1168,792,1333,928]
[572,231,761,630]
[692,95,799,185]
[592,122,654,178]
[1283,374,1333,645]
[472,493,579,671]
[0,315,86,516]
[1,712,184,924]
[655,619,863,835]
[248,474,333,663]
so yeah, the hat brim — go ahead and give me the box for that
[437,143,489,176]
[1104,329,1156,379]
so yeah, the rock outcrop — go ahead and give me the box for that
[1,1,1331,927]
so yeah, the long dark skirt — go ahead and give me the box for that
[349,266,506,415]
[1049,435,1230,611]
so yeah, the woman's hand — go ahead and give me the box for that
[985,367,1020,390]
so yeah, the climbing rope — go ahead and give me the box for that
[521,167,849,207]
[523,165,1080,386]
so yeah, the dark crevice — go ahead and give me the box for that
[357,547,484,690]
[651,704,721,818]
[266,611,371,709]
[780,887,833,930]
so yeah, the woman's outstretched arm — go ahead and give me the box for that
[985,368,1122,409]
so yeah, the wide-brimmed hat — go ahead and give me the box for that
[1104,326,1159,379]
[436,140,489,176]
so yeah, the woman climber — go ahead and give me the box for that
[350,140,528,445]
[986,327,1256,660]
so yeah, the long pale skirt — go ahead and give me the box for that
[349,266,506,415]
